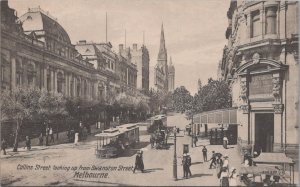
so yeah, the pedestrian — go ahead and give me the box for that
[150,134,155,149]
[193,134,198,147]
[38,133,43,146]
[133,150,144,173]
[209,151,217,169]
[186,153,192,177]
[182,153,188,178]
[45,126,50,146]
[219,167,229,186]
[222,154,229,170]
[74,132,79,146]
[229,167,238,186]
[202,146,207,162]
[1,138,8,155]
[24,136,31,150]
[223,136,228,149]
[49,127,54,143]
[216,155,224,177]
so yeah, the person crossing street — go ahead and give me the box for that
[202,146,208,162]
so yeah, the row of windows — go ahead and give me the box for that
[250,6,278,38]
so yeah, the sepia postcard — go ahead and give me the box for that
[0,0,299,186]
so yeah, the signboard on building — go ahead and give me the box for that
[249,74,273,98]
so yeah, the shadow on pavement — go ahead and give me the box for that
[189,173,213,178]
[191,161,203,165]
[143,168,164,173]
[1,177,23,186]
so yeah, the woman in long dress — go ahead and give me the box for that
[74,132,79,145]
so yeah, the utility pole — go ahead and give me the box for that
[173,127,177,181]
[105,12,108,43]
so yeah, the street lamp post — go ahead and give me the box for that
[173,129,177,181]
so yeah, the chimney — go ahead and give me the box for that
[133,43,137,50]
[119,44,124,53]
[78,40,86,44]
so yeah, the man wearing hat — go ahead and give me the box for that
[182,153,188,178]
[186,153,192,177]
[222,154,229,170]
[133,150,144,173]
[209,151,217,169]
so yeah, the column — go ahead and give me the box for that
[54,70,57,93]
[261,6,265,39]
[50,69,54,91]
[11,56,16,90]
[279,2,286,39]
[65,73,69,96]
[43,66,48,90]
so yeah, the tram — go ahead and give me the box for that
[146,115,167,133]
[95,123,139,158]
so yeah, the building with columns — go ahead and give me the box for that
[118,44,137,95]
[1,4,99,101]
[219,1,298,159]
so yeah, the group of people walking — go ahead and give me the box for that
[208,151,238,186]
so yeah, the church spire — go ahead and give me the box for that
[158,23,167,60]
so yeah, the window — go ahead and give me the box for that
[265,7,277,34]
[251,10,260,37]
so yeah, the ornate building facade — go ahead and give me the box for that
[1,2,148,106]
[154,24,175,93]
[131,44,150,93]
[1,3,98,101]
[219,1,298,159]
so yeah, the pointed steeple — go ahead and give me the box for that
[158,23,167,60]
[169,56,173,65]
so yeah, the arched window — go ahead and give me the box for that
[57,72,64,93]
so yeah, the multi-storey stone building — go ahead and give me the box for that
[118,44,137,94]
[130,44,149,93]
[219,1,298,158]
[1,3,99,101]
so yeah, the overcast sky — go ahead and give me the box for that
[9,0,230,95]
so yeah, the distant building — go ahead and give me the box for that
[154,24,175,93]
[118,44,137,95]
[168,57,175,92]
[219,1,298,159]
[130,44,150,92]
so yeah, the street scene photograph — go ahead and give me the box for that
[0,0,299,186]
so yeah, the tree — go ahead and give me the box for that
[0,87,41,152]
[193,78,232,113]
[38,90,68,140]
[172,86,193,113]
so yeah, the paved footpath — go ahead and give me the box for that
[1,113,297,186]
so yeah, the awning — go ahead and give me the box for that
[253,153,294,164]
[193,107,238,124]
